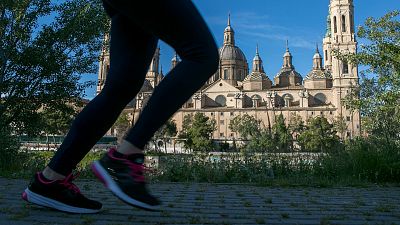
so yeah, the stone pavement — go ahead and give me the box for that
[0,177,399,225]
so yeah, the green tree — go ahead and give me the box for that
[0,0,109,137]
[288,113,305,150]
[229,114,261,140]
[332,116,347,140]
[112,111,130,143]
[246,130,275,152]
[298,116,340,152]
[152,119,177,152]
[337,10,400,142]
[272,114,292,152]
[179,113,216,152]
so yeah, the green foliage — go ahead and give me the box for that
[229,114,261,139]
[0,125,21,171]
[41,105,75,135]
[179,113,216,152]
[112,111,130,143]
[297,116,340,152]
[338,10,400,141]
[332,116,347,140]
[246,130,275,152]
[271,114,292,152]
[315,137,400,183]
[152,119,177,151]
[0,0,109,136]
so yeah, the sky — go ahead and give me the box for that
[80,0,399,99]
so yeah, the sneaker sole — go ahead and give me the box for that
[91,161,160,211]
[22,188,101,214]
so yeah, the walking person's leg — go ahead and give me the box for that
[22,10,159,213]
[91,0,219,211]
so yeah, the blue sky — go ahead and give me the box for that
[80,0,398,99]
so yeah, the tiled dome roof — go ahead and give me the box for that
[219,45,247,61]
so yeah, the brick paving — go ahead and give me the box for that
[0,177,399,225]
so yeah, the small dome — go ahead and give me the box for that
[284,51,292,57]
[313,52,322,59]
[225,25,234,32]
[219,45,246,61]
[253,54,261,61]
[243,72,270,82]
[275,67,302,79]
[140,79,154,92]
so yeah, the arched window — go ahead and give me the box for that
[282,94,293,107]
[333,16,337,33]
[251,94,262,108]
[314,93,327,105]
[215,95,227,107]
[342,60,349,74]
[342,15,346,32]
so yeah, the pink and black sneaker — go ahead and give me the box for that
[22,172,102,214]
[91,148,160,211]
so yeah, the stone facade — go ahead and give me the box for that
[97,0,361,141]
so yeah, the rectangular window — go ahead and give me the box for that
[334,16,337,33]
[220,133,224,137]
[320,111,323,115]
[311,112,314,115]
[220,112,224,116]
[230,133,234,137]
[346,116,351,122]
[325,50,328,61]
[343,61,349,74]
[342,15,347,32]
[224,69,228,79]
[230,112,234,116]
[330,111,333,115]
[211,112,214,116]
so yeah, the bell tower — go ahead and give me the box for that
[325,0,360,137]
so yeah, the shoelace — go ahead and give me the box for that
[126,161,153,183]
[60,173,81,194]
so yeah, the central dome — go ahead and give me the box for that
[219,45,246,61]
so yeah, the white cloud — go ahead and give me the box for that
[210,11,317,50]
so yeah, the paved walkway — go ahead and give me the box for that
[0,178,399,225]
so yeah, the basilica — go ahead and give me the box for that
[97,0,360,141]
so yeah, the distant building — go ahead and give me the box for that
[97,0,360,141]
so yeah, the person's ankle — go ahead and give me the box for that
[117,140,143,155]
[42,167,66,181]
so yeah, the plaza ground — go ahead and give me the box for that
[0,178,399,225]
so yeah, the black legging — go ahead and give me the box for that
[48,0,219,176]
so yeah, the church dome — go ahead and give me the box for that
[219,45,247,61]
[243,72,269,82]
[275,67,302,79]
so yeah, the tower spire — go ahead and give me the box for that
[286,40,289,52]
[223,13,235,46]
[252,44,263,73]
[283,40,293,69]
